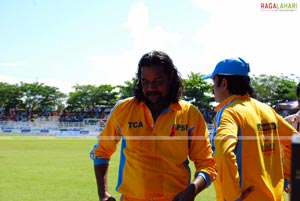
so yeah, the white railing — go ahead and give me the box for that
[0,117,105,136]
[0,119,214,136]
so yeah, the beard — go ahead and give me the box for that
[145,91,165,105]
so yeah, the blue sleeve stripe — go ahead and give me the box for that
[196,172,211,187]
[116,138,127,190]
[94,157,109,166]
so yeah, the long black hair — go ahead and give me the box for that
[133,50,183,103]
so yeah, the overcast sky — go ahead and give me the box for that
[1,0,299,93]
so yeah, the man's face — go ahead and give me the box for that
[212,75,228,103]
[140,65,170,105]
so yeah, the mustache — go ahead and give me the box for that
[146,91,162,96]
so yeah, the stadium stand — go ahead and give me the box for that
[0,116,213,136]
[0,116,104,136]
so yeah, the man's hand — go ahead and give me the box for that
[106,196,116,201]
[284,184,291,194]
[284,179,291,193]
[100,194,116,201]
[172,184,196,201]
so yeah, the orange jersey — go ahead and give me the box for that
[212,95,297,201]
[91,97,216,200]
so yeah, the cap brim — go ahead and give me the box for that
[202,74,213,80]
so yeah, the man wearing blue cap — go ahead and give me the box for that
[202,58,299,201]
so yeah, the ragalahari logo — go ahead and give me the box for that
[260,2,297,11]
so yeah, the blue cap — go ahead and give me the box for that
[202,57,250,80]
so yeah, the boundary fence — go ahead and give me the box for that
[0,117,214,137]
[0,117,103,136]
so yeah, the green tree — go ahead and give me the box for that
[19,82,66,112]
[67,85,96,111]
[182,72,213,109]
[0,82,23,111]
[251,74,299,106]
[94,84,118,108]
[67,84,118,111]
[117,77,137,99]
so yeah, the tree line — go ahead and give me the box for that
[0,73,299,114]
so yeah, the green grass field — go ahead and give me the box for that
[0,135,288,201]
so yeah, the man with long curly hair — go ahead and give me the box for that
[90,50,216,201]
